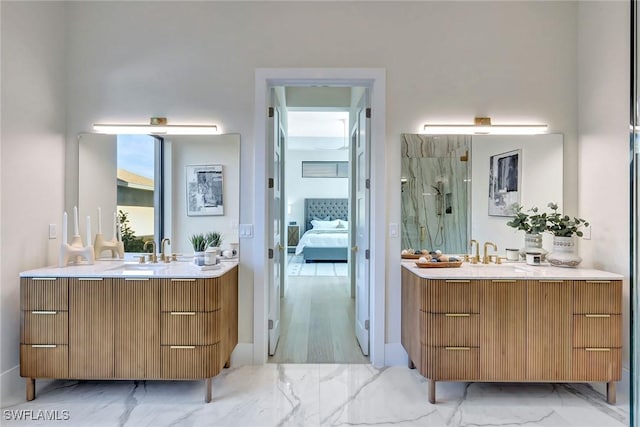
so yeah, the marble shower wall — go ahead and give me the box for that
[401,134,471,254]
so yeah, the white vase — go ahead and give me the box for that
[519,233,547,260]
[547,236,582,267]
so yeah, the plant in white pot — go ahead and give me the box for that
[506,204,548,260]
[545,202,589,267]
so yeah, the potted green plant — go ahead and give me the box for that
[189,233,209,265]
[506,204,548,259]
[204,231,223,249]
[545,202,589,267]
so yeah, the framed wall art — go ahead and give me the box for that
[186,164,224,216]
[488,149,521,216]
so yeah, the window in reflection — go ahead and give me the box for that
[116,134,162,252]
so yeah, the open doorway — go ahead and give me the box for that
[268,106,367,363]
[269,108,368,363]
[254,68,386,367]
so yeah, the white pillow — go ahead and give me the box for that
[311,219,341,230]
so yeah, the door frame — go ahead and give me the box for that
[253,68,386,367]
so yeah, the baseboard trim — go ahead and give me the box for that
[230,343,254,366]
[1,365,23,407]
[384,343,408,366]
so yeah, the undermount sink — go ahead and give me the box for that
[107,262,169,275]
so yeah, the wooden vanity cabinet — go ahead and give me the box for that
[20,265,238,403]
[20,277,69,400]
[401,269,622,404]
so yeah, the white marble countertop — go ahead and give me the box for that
[20,258,238,278]
[401,260,623,280]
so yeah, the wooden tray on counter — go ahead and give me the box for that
[415,261,463,268]
[401,253,426,259]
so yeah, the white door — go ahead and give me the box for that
[353,93,371,356]
[268,90,286,356]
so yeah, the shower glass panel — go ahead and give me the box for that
[401,134,470,254]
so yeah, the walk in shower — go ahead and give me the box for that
[401,134,471,254]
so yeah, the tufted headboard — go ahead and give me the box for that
[304,198,349,232]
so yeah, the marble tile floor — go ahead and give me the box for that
[2,364,629,427]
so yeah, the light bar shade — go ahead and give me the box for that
[93,123,219,135]
[423,124,547,135]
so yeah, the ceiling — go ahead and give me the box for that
[287,111,349,151]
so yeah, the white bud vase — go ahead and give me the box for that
[519,233,548,261]
[547,236,582,267]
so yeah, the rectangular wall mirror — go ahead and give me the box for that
[78,133,241,256]
[401,133,563,255]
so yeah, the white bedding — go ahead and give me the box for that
[295,229,349,255]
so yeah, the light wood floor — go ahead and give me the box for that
[268,275,369,364]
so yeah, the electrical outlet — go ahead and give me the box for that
[389,223,399,238]
[48,224,57,239]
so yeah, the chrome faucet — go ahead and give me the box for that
[483,241,498,264]
[470,239,480,264]
[143,240,157,263]
[161,238,171,263]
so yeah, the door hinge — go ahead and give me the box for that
[365,249,370,260]
[366,108,371,119]
[268,178,274,189]
[364,319,370,330]
[365,178,370,189]
[268,319,274,329]
[268,107,274,118]
[268,248,274,259]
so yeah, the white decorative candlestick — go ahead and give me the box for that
[73,206,79,236]
[62,212,68,245]
[94,210,124,259]
[58,209,95,267]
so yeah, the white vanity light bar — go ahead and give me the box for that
[423,117,547,135]
[93,124,219,135]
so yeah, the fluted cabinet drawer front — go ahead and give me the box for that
[435,347,479,381]
[573,315,622,348]
[428,280,478,313]
[203,277,223,312]
[20,345,68,378]
[573,280,622,314]
[425,313,479,347]
[161,279,204,312]
[21,278,68,311]
[161,310,222,345]
[573,348,621,382]
[21,311,68,344]
[161,344,220,379]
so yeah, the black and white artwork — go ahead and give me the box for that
[488,149,521,216]
[186,164,224,216]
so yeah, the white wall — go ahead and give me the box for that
[168,134,240,255]
[577,0,630,385]
[78,133,118,246]
[60,1,581,356]
[1,1,67,405]
[285,150,349,228]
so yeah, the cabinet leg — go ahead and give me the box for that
[205,378,212,403]
[26,378,35,401]
[428,379,436,404]
[607,381,616,404]
[224,358,231,369]
[408,359,415,369]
